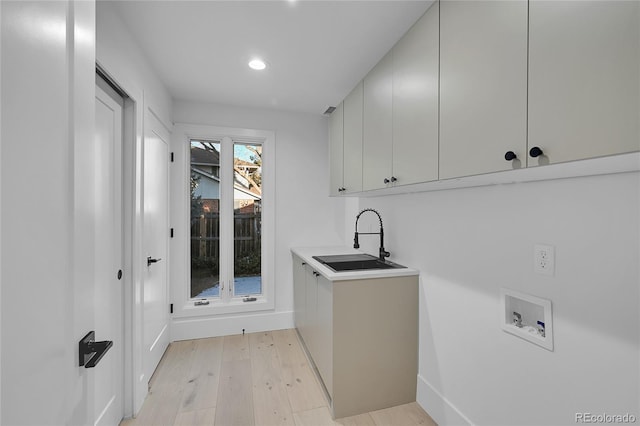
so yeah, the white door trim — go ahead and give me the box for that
[141,106,171,385]
[95,61,163,418]
[94,76,125,426]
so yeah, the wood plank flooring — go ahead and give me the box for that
[120,329,437,426]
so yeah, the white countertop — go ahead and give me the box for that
[291,246,419,281]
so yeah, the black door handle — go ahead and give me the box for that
[79,331,113,368]
[147,256,162,266]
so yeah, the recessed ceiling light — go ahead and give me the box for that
[249,59,267,71]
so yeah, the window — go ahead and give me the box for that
[233,143,262,297]
[190,140,222,298]
[176,125,274,316]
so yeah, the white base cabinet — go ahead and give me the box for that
[292,254,418,419]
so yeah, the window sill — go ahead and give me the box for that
[172,296,274,319]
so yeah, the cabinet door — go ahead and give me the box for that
[315,275,333,397]
[528,1,640,166]
[392,2,439,185]
[343,82,363,193]
[363,52,393,190]
[292,255,306,332]
[440,0,528,179]
[329,102,344,196]
[303,265,318,356]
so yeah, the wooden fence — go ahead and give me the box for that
[191,213,261,260]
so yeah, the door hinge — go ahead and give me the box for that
[170,303,173,314]
[170,152,174,162]
[170,228,174,238]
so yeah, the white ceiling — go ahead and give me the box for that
[109,0,432,115]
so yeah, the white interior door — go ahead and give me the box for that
[142,109,170,383]
[94,79,124,426]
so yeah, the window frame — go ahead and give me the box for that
[171,123,275,318]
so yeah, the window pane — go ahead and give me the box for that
[233,143,262,296]
[190,140,221,298]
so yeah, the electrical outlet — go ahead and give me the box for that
[534,244,555,276]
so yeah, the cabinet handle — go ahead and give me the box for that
[390,176,397,182]
[383,178,390,184]
[529,147,544,158]
[504,151,517,161]
[340,187,346,192]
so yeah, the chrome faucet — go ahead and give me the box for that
[353,208,390,261]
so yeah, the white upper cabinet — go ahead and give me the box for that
[343,82,364,193]
[330,0,638,195]
[329,101,344,196]
[392,2,439,185]
[528,1,640,166]
[363,51,394,191]
[439,0,528,179]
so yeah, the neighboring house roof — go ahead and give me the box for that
[192,167,220,183]
[235,185,261,200]
[191,146,220,166]
[234,158,259,169]
[192,167,261,200]
[192,146,261,197]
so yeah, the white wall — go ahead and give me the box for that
[0,2,4,421]
[171,100,346,337]
[96,2,173,416]
[355,172,640,425]
[1,1,96,424]
[96,2,172,128]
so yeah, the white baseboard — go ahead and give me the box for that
[170,310,294,341]
[417,374,473,426]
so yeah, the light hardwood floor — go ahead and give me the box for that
[120,329,437,426]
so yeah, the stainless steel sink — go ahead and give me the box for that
[312,254,406,272]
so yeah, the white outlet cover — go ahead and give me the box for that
[534,244,555,276]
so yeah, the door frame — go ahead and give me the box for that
[95,62,148,418]
[94,75,126,425]
[141,105,172,388]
